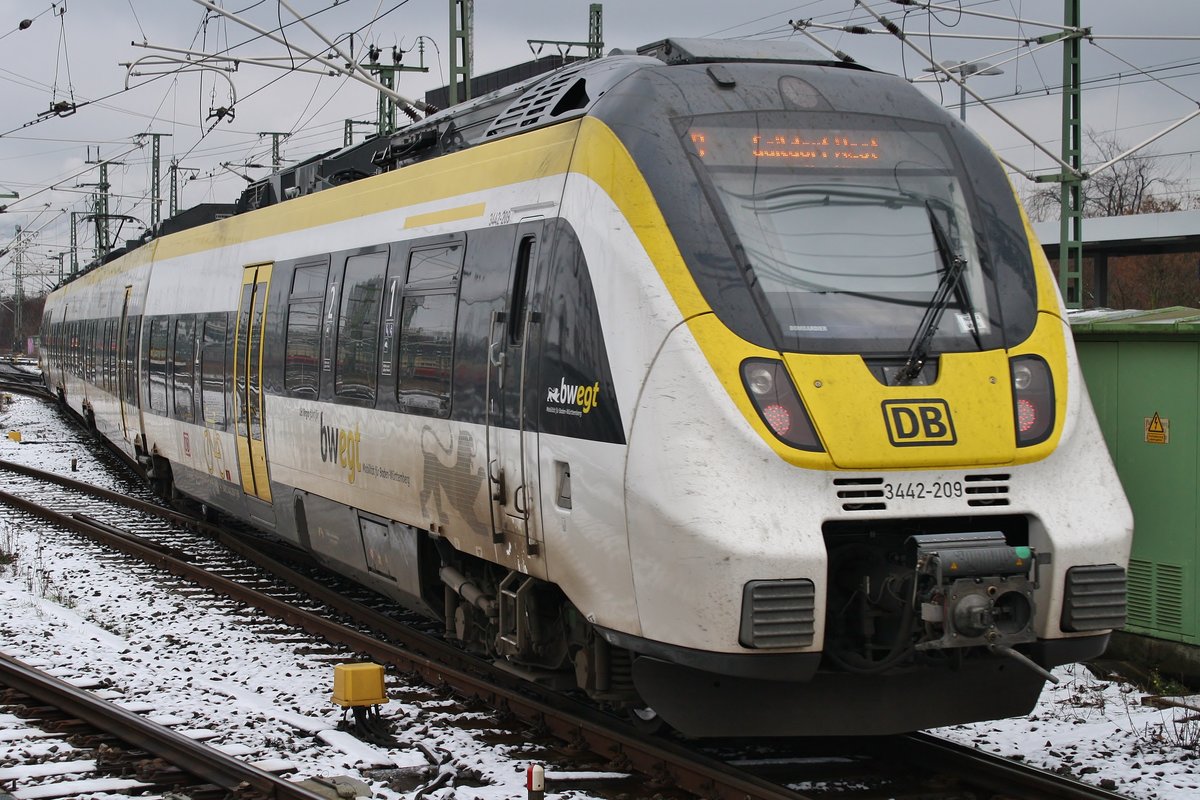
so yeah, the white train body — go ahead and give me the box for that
[41,40,1131,736]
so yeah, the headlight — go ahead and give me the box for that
[740,358,824,452]
[1012,362,1033,391]
[746,364,774,396]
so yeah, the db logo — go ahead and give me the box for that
[882,399,957,446]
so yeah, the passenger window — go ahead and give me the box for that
[123,318,139,404]
[335,252,387,402]
[86,321,97,383]
[103,320,114,392]
[147,318,169,412]
[396,292,456,416]
[292,264,328,296]
[172,317,196,423]
[285,262,328,399]
[201,314,227,427]
[286,301,323,398]
[407,244,463,286]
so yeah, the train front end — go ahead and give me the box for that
[589,43,1132,735]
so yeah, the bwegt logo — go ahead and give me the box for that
[319,413,362,483]
[546,377,601,416]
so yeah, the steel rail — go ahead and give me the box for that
[0,457,218,531]
[0,652,327,800]
[898,733,1133,800]
[0,481,815,800]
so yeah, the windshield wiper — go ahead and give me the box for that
[929,201,985,352]
[893,202,979,385]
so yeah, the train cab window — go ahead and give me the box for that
[335,251,387,402]
[172,317,196,423]
[147,318,170,412]
[200,314,227,427]
[396,292,456,416]
[285,262,328,400]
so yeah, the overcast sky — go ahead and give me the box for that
[2,0,1199,292]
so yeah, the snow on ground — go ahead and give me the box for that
[1,393,1199,799]
[935,665,1200,799]
[0,394,604,800]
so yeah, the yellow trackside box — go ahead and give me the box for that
[331,663,388,708]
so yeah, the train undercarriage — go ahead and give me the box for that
[428,512,1066,733]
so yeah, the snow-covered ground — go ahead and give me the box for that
[1,393,1198,799]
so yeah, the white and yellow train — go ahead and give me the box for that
[41,39,1131,736]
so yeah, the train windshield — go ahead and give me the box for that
[683,111,1002,355]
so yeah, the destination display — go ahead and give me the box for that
[689,130,884,164]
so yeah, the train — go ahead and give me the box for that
[39,38,1132,736]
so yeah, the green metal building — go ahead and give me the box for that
[1071,307,1200,646]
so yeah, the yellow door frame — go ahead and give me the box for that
[234,263,274,503]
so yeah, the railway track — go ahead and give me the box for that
[0,393,1136,800]
[0,652,326,800]
[0,456,812,799]
[0,359,52,400]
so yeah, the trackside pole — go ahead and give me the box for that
[526,763,545,800]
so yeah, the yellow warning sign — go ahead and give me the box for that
[1145,413,1169,445]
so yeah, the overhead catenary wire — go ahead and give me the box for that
[794,0,1200,189]
[2,0,389,243]
[1087,41,1199,106]
[8,0,1200,279]
[889,0,1081,33]
[190,0,432,113]
[0,0,354,139]
[848,0,1081,177]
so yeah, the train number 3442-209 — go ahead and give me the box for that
[883,481,964,500]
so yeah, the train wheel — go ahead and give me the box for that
[150,455,175,501]
[627,705,666,734]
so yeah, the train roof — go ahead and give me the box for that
[69,38,864,282]
[231,37,864,214]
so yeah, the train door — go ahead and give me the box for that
[116,286,135,441]
[486,220,543,555]
[234,263,274,504]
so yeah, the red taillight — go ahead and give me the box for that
[1011,356,1054,446]
[763,403,791,436]
[741,359,824,452]
[1016,397,1037,433]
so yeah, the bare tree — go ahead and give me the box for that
[1107,252,1200,309]
[1022,129,1184,222]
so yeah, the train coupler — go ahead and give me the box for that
[909,531,1038,651]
